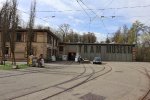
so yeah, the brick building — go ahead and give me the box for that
[0,29,59,61]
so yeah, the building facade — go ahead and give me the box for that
[0,29,59,61]
[59,43,136,61]
[0,29,136,62]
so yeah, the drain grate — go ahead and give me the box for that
[80,92,106,100]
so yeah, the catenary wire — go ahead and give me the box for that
[35,4,150,12]
[79,0,110,35]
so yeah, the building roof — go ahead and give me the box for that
[0,29,60,40]
[59,42,136,46]
[19,29,59,40]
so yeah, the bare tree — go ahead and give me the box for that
[82,32,97,43]
[58,24,70,42]
[26,0,36,65]
[0,0,19,65]
[0,1,11,65]
[9,0,19,65]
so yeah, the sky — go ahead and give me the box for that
[1,0,150,42]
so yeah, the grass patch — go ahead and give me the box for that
[0,63,29,70]
[0,63,12,70]
[18,64,29,69]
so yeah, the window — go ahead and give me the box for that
[90,46,94,53]
[16,33,22,42]
[31,33,37,42]
[5,47,9,55]
[59,46,63,52]
[47,35,52,44]
[84,45,87,53]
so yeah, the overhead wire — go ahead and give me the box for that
[1,1,150,33]
[97,0,115,38]
[76,0,111,41]
[76,0,91,18]
[35,4,150,12]
[76,0,92,32]
[36,2,150,34]
[101,0,115,38]
[78,0,110,35]
[18,9,48,23]
[19,9,57,28]
[100,0,115,16]
[101,0,114,39]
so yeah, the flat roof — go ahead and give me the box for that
[0,29,59,40]
[59,42,136,46]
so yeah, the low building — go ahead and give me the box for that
[59,43,136,61]
[0,29,136,62]
[0,29,59,61]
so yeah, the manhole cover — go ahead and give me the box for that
[80,93,106,100]
[115,70,123,73]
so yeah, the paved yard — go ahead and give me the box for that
[0,61,150,100]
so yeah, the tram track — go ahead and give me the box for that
[140,68,150,100]
[129,65,150,100]
[9,62,87,100]
[9,63,112,100]
[41,64,96,100]
[122,63,150,100]
[42,64,112,100]
[139,66,150,100]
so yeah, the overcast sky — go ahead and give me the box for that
[1,0,150,42]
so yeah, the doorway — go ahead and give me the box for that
[68,52,76,61]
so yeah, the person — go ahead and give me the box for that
[78,56,81,63]
[32,56,37,67]
[29,55,33,67]
[38,54,43,67]
[41,54,44,67]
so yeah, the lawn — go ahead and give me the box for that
[0,62,29,70]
